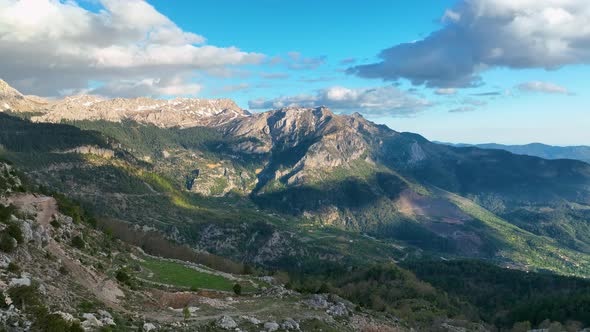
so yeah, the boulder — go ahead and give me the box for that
[9,276,31,287]
[20,221,33,243]
[54,311,75,322]
[327,302,348,317]
[304,294,329,309]
[101,317,116,326]
[32,224,50,247]
[98,310,112,319]
[217,315,237,330]
[0,253,11,268]
[281,318,300,330]
[264,321,280,332]
[81,313,103,328]
[241,315,261,325]
[143,322,157,331]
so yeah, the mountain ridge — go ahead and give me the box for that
[438,141,590,164]
[0,79,249,128]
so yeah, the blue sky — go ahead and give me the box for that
[1,0,589,145]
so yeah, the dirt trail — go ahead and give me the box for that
[8,194,125,309]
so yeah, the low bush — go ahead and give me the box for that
[7,262,20,273]
[233,283,242,296]
[6,222,24,244]
[71,235,85,249]
[0,234,16,253]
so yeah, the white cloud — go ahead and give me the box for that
[248,85,431,116]
[260,72,290,79]
[0,0,264,97]
[516,81,569,94]
[462,98,487,106]
[350,0,590,88]
[448,106,476,113]
[89,75,202,98]
[214,83,251,94]
[435,88,457,95]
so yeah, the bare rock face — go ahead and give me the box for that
[0,79,49,113]
[225,106,397,189]
[62,146,115,159]
[33,96,248,128]
[0,79,249,128]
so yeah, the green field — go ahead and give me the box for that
[139,257,254,292]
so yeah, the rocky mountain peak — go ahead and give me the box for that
[0,79,249,127]
[0,79,48,112]
[30,95,250,127]
[0,79,22,98]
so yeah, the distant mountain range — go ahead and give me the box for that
[437,142,590,164]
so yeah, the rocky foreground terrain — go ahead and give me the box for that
[0,161,421,331]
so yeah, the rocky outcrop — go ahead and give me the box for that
[225,106,395,191]
[0,79,49,113]
[62,145,115,159]
[217,315,238,330]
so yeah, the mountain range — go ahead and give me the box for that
[439,142,590,164]
[2,79,590,330]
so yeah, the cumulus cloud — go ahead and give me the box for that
[248,86,431,116]
[89,75,202,98]
[0,0,264,96]
[349,0,590,88]
[517,81,569,94]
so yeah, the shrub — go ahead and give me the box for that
[0,292,8,309]
[233,283,242,296]
[78,300,96,312]
[0,204,16,223]
[183,306,190,321]
[0,234,17,253]
[115,269,130,283]
[115,268,135,288]
[50,219,60,228]
[71,235,85,249]
[511,321,531,332]
[44,313,71,332]
[34,312,85,332]
[318,282,330,294]
[6,222,23,244]
[7,262,20,273]
[8,285,41,309]
[69,322,84,332]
